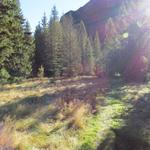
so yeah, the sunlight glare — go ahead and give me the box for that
[123,32,129,39]
[143,0,150,16]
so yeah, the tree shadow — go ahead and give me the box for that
[97,93,150,150]
[0,77,108,122]
[0,79,51,92]
[0,94,51,121]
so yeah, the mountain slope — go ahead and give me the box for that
[64,0,146,43]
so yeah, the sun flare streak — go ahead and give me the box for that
[142,0,150,16]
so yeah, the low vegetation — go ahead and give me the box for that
[0,76,150,150]
[1,0,150,149]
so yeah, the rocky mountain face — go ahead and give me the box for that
[64,0,143,43]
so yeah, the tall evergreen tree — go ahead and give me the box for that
[49,6,59,25]
[0,0,33,81]
[23,21,35,76]
[42,12,47,29]
[34,23,43,76]
[7,1,31,77]
[78,21,94,75]
[0,0,14,69]
[48,7,63,76]
[61,16,82,76]
[34,14,48,76]
[92,32,103,68]
[34,8,63,77]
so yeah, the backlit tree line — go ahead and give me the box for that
[1,0,150,83]
[34,6,103,77]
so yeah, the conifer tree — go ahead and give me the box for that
[34,23,43,76]
[45,6,63,77]
[50,6,59,24]
[8,1,32,77]
[92,32,103,68]
[62,16,82,76]
[0,0,33,80]
[78,21,94,75]
[49,22,63,76]
[34,14,48,76]
[23,21,35,76]
[0,0,16,79]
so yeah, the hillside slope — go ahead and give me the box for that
[64,0,147,43]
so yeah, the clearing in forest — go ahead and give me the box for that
[0,77,150,150]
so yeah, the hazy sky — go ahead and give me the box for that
[20,0,89,31]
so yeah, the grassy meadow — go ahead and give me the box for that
[0,77,150,150]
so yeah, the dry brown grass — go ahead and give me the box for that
[0,119,15,149]
[0,76,107,149]
[55,97,91,129]
[70,103,89,129]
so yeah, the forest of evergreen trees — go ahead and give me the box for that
[0,0,34,82]
[1,0,150,83]
[34,7,103,78]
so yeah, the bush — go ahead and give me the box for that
[37,66,44,78]
[70,104,89,129]
[0,68,10,83]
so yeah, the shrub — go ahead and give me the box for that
[63,100,90,129]
[70,104,89,129]
[0,68,10,83]
[55,97,90,129]
[37,66,44,78]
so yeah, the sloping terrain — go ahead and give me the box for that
[0,77,150,149]
[64,0,139,41]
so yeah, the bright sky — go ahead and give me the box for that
[20,0,89,32]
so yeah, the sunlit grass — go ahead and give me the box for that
[1,77,150,149]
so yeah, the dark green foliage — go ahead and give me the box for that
[34,7,83,77]
[0,68,10,83]
[34,8,64,77]
[0,0,34,82]
[34,24,43,76]
[45,7,63,76]
[2,1,148,82]
[22,21,34,77]
[34,13,49,76]
[48,20,63,77]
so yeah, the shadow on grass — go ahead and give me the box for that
[97,93,150,150]
[0,77,108,121]
[0,94,52,121]
[0,80,51,92]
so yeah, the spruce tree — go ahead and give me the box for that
[47,6,63,77]
[78,21,94,75]
[23,21,35,77]
[34,23,43,76]
[34,14,48,76]
[62,16,82,76]
[0,0,15,79]
[0,0,33,80]
[49,6,59,25]
[7,1,32,77]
